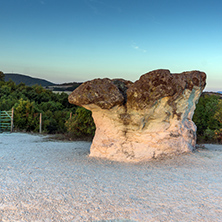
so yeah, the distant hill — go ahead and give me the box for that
[4,73,82,92]
[217,91,222,94]
[47,82,82,92]
[5,73,56,87]
[202,91,222,99]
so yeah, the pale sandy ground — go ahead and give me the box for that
[0,133,222,222]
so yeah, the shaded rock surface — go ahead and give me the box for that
[69,69,206,161]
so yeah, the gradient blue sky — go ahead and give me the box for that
[1,0,222,91]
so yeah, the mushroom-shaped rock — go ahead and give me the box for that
[68,69,206,162]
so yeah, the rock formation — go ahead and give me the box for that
[68,69,206,161]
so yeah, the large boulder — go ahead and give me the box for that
[68,69,206,161]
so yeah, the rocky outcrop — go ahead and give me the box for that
[68,69,206,161]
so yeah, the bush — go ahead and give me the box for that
[203,127,215,142]
[13,98,40,132]
[193,94,222,143]
[214,128,222,143]
[65,107,95,139]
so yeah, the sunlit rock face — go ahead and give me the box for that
[68,69,206,162]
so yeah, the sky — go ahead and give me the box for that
[1,0,222,91]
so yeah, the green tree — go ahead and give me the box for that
[0,95,17,111]
[65,107,95,138]
[214,100,222,124]
[0,71,5,81]
[14,98,40,131]
[193,94,221,142]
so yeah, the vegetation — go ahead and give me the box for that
[65,107,96,140]
[0,71,4,81]
[0,72,95,139]
[193,93,222,143]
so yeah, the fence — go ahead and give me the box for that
[0,110,72,134]
[0,108,14,133]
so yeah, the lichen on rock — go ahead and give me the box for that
[68,69,206,162]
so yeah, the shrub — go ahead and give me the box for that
[65,107,95,139]
[193,94,222,142]
[214,129,222,143]
[13,98,40,132]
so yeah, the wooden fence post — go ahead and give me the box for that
[11,108,14,132]
[39,113,42,134]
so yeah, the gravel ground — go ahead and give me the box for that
[0,133,222,222]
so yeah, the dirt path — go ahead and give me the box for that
[0,133,222,221]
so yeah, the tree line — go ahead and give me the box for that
[0,71,95,139]
[1,71,222,143]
